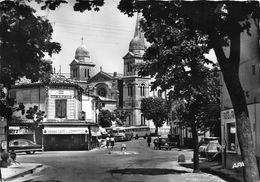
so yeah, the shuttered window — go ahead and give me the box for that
[55,99,67,118]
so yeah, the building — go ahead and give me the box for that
[9,74,99,150]
[220,18,260,169]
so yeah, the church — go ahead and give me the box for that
[69,15,170,133]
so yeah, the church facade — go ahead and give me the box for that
[69,16,170,134]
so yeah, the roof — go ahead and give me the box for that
[98,96,117,103]
[11,74,83,91]
[40,120,99,127]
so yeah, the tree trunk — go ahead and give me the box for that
[211,25,259,181]
[155,126,158,136]
[191,120,200,173]
[222,67,259,182]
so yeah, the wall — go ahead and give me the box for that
[220,17,260,168]
[47,88,78,120]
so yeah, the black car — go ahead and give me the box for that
[9,139,42,154]
[154,137,177,150]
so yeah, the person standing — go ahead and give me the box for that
[147,135,152,147]
[110,135,115,149]
[106,135,110,148]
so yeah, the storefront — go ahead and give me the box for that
[9,126,34,141]
[221,109,242,169]
[41,123,90,151]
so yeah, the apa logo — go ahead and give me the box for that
[232,162,245,169]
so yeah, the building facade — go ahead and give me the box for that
[9,75,99,150]
[220,18,260,169]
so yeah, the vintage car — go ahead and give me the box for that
[199,137,221,159]
[9,139,42,154]
[154,137,177,150]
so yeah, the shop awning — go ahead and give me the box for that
[43,127,89,135]
[9,126,33,135]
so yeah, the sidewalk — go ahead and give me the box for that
[179,160,243,182]
[1,163,43,181]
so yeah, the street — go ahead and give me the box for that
[10,138,226,182]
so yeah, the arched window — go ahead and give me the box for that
[140,83,145,96]
[128,85,133,97]
[158,89,162,98]
[97,87,106,97]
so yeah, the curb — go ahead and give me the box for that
[3,164,43,181]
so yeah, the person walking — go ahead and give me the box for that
[147,135,152,147]
[106,135,110,148]
[110,135,115,149]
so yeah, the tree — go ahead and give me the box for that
[0,1,61,88]
[136,13,219,171]
[118,1,260,181]
[98,109,115,128]
[113,109,130,126]
[141,97,170,136]
[25,105,45,143]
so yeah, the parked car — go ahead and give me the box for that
[154,137,177,150]
[199,137,221,159]
[9,139,42,154]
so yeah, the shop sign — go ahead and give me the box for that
[50,95,72,99]
[9,126,33,135]
[221,109,235,122]
[43,127,89,135]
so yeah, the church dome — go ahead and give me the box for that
[129,35,145,52]
[75,41,90,60]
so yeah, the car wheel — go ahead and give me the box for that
[26,151,31,154]
[135,135,139,139]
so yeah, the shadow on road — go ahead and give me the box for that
[109,168,189,175]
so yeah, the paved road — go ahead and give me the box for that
[13,138,225,182]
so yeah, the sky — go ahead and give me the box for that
[32,0,137,75]
[32,0,216,75]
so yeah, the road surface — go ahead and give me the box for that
[13,138,225,182]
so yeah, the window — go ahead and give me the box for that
[227,123,236,151]
[97,87,106,97]
[252,65,256,75]
[158,89,162,98]
[127,62,132,72]
[140,84,145,96]
[128,115,131,125]
[128,85,133,97]
[73,68,78,77]
[55,99,67,118]
[85,69,87,77]
[141,114,146,125]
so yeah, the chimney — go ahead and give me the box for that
[113,72,117,77]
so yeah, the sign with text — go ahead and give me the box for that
[50,95,72,99]
[43,127,89,135]
[221,109,235,122]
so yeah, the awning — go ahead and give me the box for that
[43,127,89,135]
[91,126,101,136]
[9,126,33,135]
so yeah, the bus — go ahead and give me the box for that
[110,127,133,142]
[130,126,151,139]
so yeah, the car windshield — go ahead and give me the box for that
[207,143,219,150]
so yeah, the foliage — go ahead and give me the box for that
[0,1,61,88]
[113,109,130,126]
[98,109,115,128]
[25,105,45,129]
[118,1,260,181]
[38,0,104,12]
[141,97,170,131]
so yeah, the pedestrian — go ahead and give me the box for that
[147,135,151,147]
[110,135,115,149]
[97,137,102,149]
[106,135,110,148]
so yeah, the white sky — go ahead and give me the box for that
[32,0,136,75]
[32,0,216,75]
